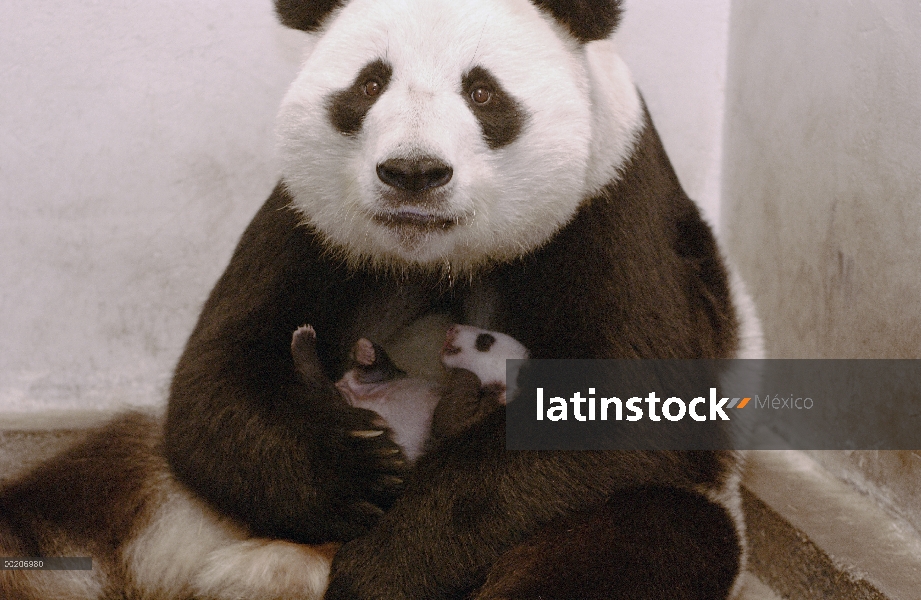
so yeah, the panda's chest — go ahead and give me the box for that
[342,279,500,381]
[383,312,456,381]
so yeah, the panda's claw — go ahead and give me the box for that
[349,429,386,438]
[351,501,385,519]
[375,446,402,457]
[371,475,404,495]
[327,408,407,521]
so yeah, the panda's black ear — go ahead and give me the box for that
[531,0,623,42]
[274,0,345,32]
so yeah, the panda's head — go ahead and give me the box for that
[276,0,642,272]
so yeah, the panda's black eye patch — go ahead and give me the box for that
[462,66,528,149]
[327,59,393,135]
[475,333,496,352]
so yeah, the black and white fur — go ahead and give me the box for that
[0,324,520,600]
[0,411,338,600]
[294,323,529,462]
[155,0,764,598]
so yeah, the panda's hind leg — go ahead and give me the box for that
[474,486,741,600]
[190,538,337,600]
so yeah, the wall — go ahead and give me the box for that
[722,0,921,532]
[723,0,921,360]
[617,0,733,225]
[0,1,307,414]
[0,1,731,417]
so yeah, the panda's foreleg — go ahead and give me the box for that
[473,486,741,600]
[165,186,410,544]
[291,324,329,383]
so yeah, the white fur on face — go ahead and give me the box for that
[583,39,644,195]
[276,0,642,272]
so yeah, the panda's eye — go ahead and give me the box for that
[363,79,383,97]
[470,86,492,105]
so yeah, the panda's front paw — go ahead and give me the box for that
[324,535,412,600]
[323,406,408,528]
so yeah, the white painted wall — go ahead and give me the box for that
[723,0,921,359]
[0,1,307,415]
[722,0,921,531]
[0,1,731,417]
[616,0,733,225]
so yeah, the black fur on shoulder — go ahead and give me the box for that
[275,0,345,32]
[531,0,624,42]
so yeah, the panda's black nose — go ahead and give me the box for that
[377,157,453,192]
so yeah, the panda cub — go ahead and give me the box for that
[292,323,528,462]
[0,325,524,600]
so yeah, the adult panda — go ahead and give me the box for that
[165,0,764,598]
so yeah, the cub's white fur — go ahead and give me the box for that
[441,324,529,401]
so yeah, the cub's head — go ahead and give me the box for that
[275,0,641,272]
[441,324,528,396]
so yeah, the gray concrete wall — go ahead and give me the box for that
[722,0,921,534]
[0,1,307,415]
[722,0,921,360]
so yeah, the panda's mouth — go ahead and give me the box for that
[372,210,459,231]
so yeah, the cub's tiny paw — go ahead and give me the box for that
[346,338,406,384]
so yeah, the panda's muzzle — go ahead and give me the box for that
[374,156,459,231]
[372,209,458,231]
[376,157,453,193]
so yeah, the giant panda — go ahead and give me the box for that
[162,0,764,599]
[0,322,525,600]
